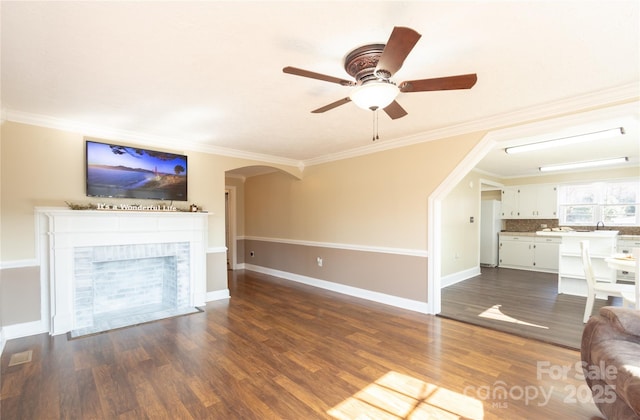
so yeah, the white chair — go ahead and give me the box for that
[580,240,635,323]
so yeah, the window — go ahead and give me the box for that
[558,179,639,226]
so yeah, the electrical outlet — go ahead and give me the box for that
[250,251,255,257]
[317,257,323,267]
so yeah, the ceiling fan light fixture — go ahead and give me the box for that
[349,81,399,111]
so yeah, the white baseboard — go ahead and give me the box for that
[2,320,48,342]
[0,328,5,356]
[441,266,481,288]
[206,289,230,302]
[244,264,431,314]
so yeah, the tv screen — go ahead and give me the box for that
[86,140,187,201]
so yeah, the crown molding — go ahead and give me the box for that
[4,82,638,171]
[4,110,302,169]
[302,82,639,167]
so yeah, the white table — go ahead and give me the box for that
[605,256,636,273]
[606,252,639,309]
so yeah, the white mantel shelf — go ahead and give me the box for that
[37,207,209,335]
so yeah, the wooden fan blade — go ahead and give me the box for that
[383,100,408,120]
[283,66,355,86]
[311,97,351,113]
[399,73,478,92]
[375,27,422,77]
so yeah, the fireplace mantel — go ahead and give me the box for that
[37,208,210,335]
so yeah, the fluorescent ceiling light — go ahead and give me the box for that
[350,81,399,111]
[505,127,625,154]
[539,157,629,173]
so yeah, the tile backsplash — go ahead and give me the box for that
[503,219,640,235]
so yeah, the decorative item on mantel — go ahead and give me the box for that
[65,201,196,212]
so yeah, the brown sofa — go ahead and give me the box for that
[581,306,640,419]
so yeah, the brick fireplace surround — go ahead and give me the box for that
[37,208,209,336]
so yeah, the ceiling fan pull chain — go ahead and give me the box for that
[372,110,376,141]
[372,107,380,141]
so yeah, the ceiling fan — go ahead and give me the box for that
[283,26,477,119]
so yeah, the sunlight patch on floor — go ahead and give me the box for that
[328,371,484,419]
[479,304,549,329]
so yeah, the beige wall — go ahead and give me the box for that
[245,133,481,250]
[242,132,482,303]
[1,267,40,325]
[0,121,301,328]
[4,107,636,330]
[441,171,482,276]
[242,239,428,301]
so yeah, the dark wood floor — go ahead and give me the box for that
[1,270,603,419]
[440,267,618,350]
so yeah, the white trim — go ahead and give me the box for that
[206,289,231,302]
[0,259,38,270]
[5,110,302,169]
[244,264,429,314]
[5,84,636,170]
[207,246,228,254]
[479,178,504,191]
[440,267,481,288]
[225,186,238,270]
[242,236,429,258]
[303,83,638,167]
[477,101,639,145]
[2,320,48,341]
[428,127,498,314]
[0,328,5,356]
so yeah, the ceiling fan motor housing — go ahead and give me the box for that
[344,44,390,84]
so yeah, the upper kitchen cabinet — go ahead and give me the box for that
[501,184,558,219]
[500,187,520,218]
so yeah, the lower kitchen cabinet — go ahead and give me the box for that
[498,234,560,273]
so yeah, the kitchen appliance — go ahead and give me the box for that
[481,200,502,267]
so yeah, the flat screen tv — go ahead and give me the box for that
[86,140,187,201]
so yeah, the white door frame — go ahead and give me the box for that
[225,186,238,270]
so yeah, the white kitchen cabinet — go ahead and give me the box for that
[500,184,558,219]
[519,184,558,218]
[500,187,520,218]
[532,236,561,272]
[616,236,640,282]
[499,235,534,268]
[498,234,560,273]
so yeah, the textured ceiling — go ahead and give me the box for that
[2,1,639,177]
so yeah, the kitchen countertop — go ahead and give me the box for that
[500,231,640,240]
[499,231,537,236]
[535,230,619,237]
